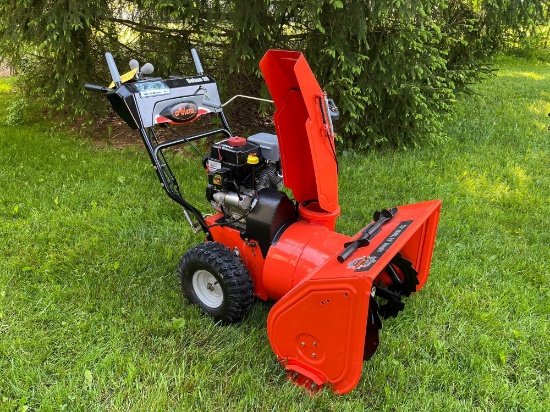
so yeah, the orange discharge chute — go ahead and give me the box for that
[259,50,339,215]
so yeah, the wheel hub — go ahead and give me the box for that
[192,269,223,309]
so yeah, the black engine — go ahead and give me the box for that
[205,133,283,226]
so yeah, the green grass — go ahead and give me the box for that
[1,56,549,411]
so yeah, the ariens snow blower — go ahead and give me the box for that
[85,49,441,394]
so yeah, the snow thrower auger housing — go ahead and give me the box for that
[85,49,442,394]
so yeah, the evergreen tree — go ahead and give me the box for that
[0,0,548,146]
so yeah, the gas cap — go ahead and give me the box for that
[228,136,247,147]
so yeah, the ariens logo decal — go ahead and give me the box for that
[170,102,198,121]
[158,101,207,124]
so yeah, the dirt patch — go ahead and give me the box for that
[0,68,12,78]
[84,114,143,148]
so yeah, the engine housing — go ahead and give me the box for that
[205,133,283,226]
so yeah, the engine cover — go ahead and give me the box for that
[207,139,260,192]
[245,188,296,257]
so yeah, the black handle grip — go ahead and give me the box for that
[337,207,398,264]
[84,83,112,93]
[337,241,359,263]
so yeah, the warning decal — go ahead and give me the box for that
[354,220,413,272]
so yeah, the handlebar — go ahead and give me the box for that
[105,52,122,87]
[190,48,204,75]
[84,83,113,93]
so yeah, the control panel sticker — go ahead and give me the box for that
[134,81,171,98]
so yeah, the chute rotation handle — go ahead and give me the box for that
[337,207,398,263]
[337,241,364,263]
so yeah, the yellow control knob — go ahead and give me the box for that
[247,155,260,165]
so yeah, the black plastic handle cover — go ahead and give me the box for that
[337,241,360,263]
[84,84,111,93]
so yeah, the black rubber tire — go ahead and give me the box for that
[177,241,254,324]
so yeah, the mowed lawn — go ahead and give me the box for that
[0,57,549,411]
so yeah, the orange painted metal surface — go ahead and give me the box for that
[205,213,269,300]
[268,276,372,394]
[206,199,441,394]
[262,222,348,301]
[298,201,341,230]
[266,199,442,394]
[259,50,339,214]
[205,182,441,394]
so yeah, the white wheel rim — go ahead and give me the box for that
[192,269,223,308]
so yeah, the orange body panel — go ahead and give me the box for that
[206,200,441,394]
[262,222,348,300]
[268,276,372,393]
[205,213,269,300]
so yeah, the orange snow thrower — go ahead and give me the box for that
[85,49,441,394]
